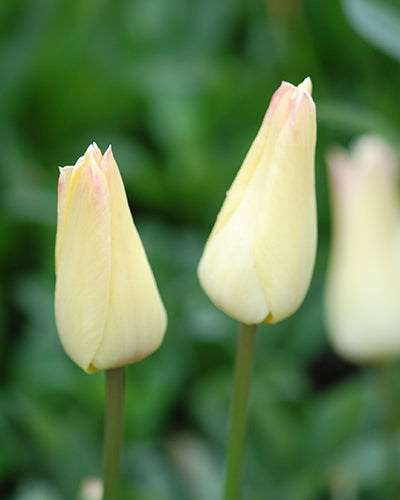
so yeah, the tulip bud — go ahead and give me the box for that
[198,78,317,324]
[55,144,167,373]
[325,135,400,362]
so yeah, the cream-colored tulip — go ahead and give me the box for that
[55,144,167,373]
[325,135,400,362]
[198,78,317,324]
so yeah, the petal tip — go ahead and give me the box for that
[86,143,103,165]
[298,77,312,95]
[101,145,112,161]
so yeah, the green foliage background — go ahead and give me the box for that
[1,0,400,498]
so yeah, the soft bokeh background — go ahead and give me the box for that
[2,0,400,499]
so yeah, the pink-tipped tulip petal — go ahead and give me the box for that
[198,78,317,324]
[55,144,167,373]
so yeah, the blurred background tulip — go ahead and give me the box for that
[3,0,400,499]
[325,135,400,363]
[325,135,400,498]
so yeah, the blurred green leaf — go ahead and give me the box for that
[304,378,367,462]
[342,0,400,61]
[318,100,400,149]
[12,480,63,500]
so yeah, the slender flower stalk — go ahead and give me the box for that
[103,368,125,500]
[375,363,399,500]
[224,323,257,500]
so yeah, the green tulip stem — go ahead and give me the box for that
[103,367,125,500]
[224,322,257,500]
[376,362,399,500]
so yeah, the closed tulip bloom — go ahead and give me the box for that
[55,144,167,373]
[198,78,317,324]
[325,135,400,362]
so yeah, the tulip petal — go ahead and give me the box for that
[90,148,167,369]
[55,168,71,274]
[254,90,317,322]
[198,195,270,324]
[198,131,274,323]
[55,164,111,373]
[298,76,312,94]
[207,82,295,243]
[55,144,103,273]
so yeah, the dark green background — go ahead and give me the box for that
[1,0,400,498]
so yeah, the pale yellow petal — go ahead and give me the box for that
[207,82,296,243]
[55,144,102,272]
[91,142,103,164]
[298,76,312,94]
[198,185,269,323]
[254,90,317,322]
[90,148,167,370]
[55,168,72,274]
[55,164,111,373]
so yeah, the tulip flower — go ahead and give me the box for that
[197,78,317,500]
[325,135,400,363]
[55,143,167,373]
[198,77,317,325]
